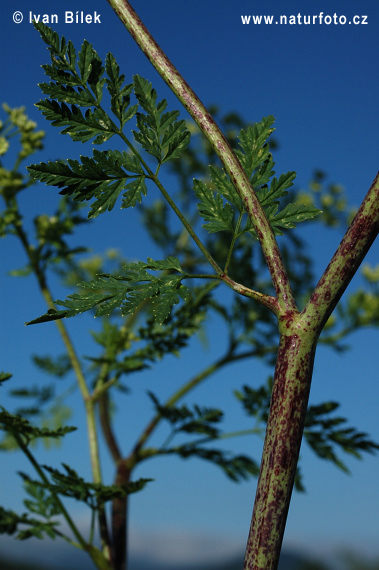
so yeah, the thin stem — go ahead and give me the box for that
[131,341,276,459]
[6,196,111,560]
[13,432,114,570]
[118,129,223,275]
[303,172,379,332]
[220,273,280,315]
[13,432,87,549]
[107,0,297,313]
[224,213,243,274]
[152,174,223,274]
[132,354,235,458]
[179,271,279,314]
[99,391,123,463]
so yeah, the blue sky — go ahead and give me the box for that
[1,0,379,568]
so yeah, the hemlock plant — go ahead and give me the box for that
[0,3,378,570]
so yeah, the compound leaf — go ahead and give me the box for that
[0,505,60,540]
[0,408,76,445]
[26,258,188,325]
[121,176,147,209]
[133,75,190,163]
[193,179,234,233]
[105,52,137,126]
[148,393,223,438]
[34,100,114,144]
[270,203,321,235]
[174,446,259,482]
[209,165,242,210]
[236,116,275,177]
[28,150,147,218]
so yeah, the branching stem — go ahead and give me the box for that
[107,0,297,314]
[4,193,111,561]
[105,4,379,570]
[11,431,112,570]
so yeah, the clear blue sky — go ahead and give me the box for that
[1,1,378,568]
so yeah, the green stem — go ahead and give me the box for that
[14,432,86,549]
[131,339,276,461]
[224,212,243,274]
[106,0,297,313]
[118,129,222,275]
[220,273,280,315]
[6,197,111,561]
[132,355,231,457]
[152,174,222,274]
[13,432,112,570]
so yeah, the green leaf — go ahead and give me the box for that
[34,100,114,144]
[26,308,70,325]
[269,203,321,235]
[26,258,189,325]
[121,274,190,324]
[148,393,223,438]
[38,83,95,106]
[234,381,272,423]
[32,355,71,378]
[34,22,69,62]
[78,40,102,85]
[10,386,53,405]
[304,401,379,472]
[0,505,60,540]
[244,172,318,237]
[161,120,191,163]
[121,176,147,209]
[136,282,214,361]
[28,150,146,218]
[36,22,105,105]
[0,372,12,386]
[209,165,242,211]
[174,446,259,482]
[144,256,184,273]
[0,408,76,444]
[22,477,61,519]
[39,464,152,507]
[105,52,137,126]
[251,157,275,189]
[193,179,235,233]
[133,75,190,162]
[133,75,160,116]
[235,116,275,177]
[257,171,297,206]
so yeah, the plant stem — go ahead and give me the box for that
[7,198,111,562]
[243,317,317,569]
[99,391,123,464]
[152,174,222,274]
[117,128,222,275]
[112,460,133,570]
[224,213,243,274]
[13,432,112,570]
[303,172,379,332]
[243,173,379,568]
[106,0,297,313]
[14,432,86,548]
[132,356,230,456]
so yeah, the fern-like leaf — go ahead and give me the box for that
[26,258,189,325]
